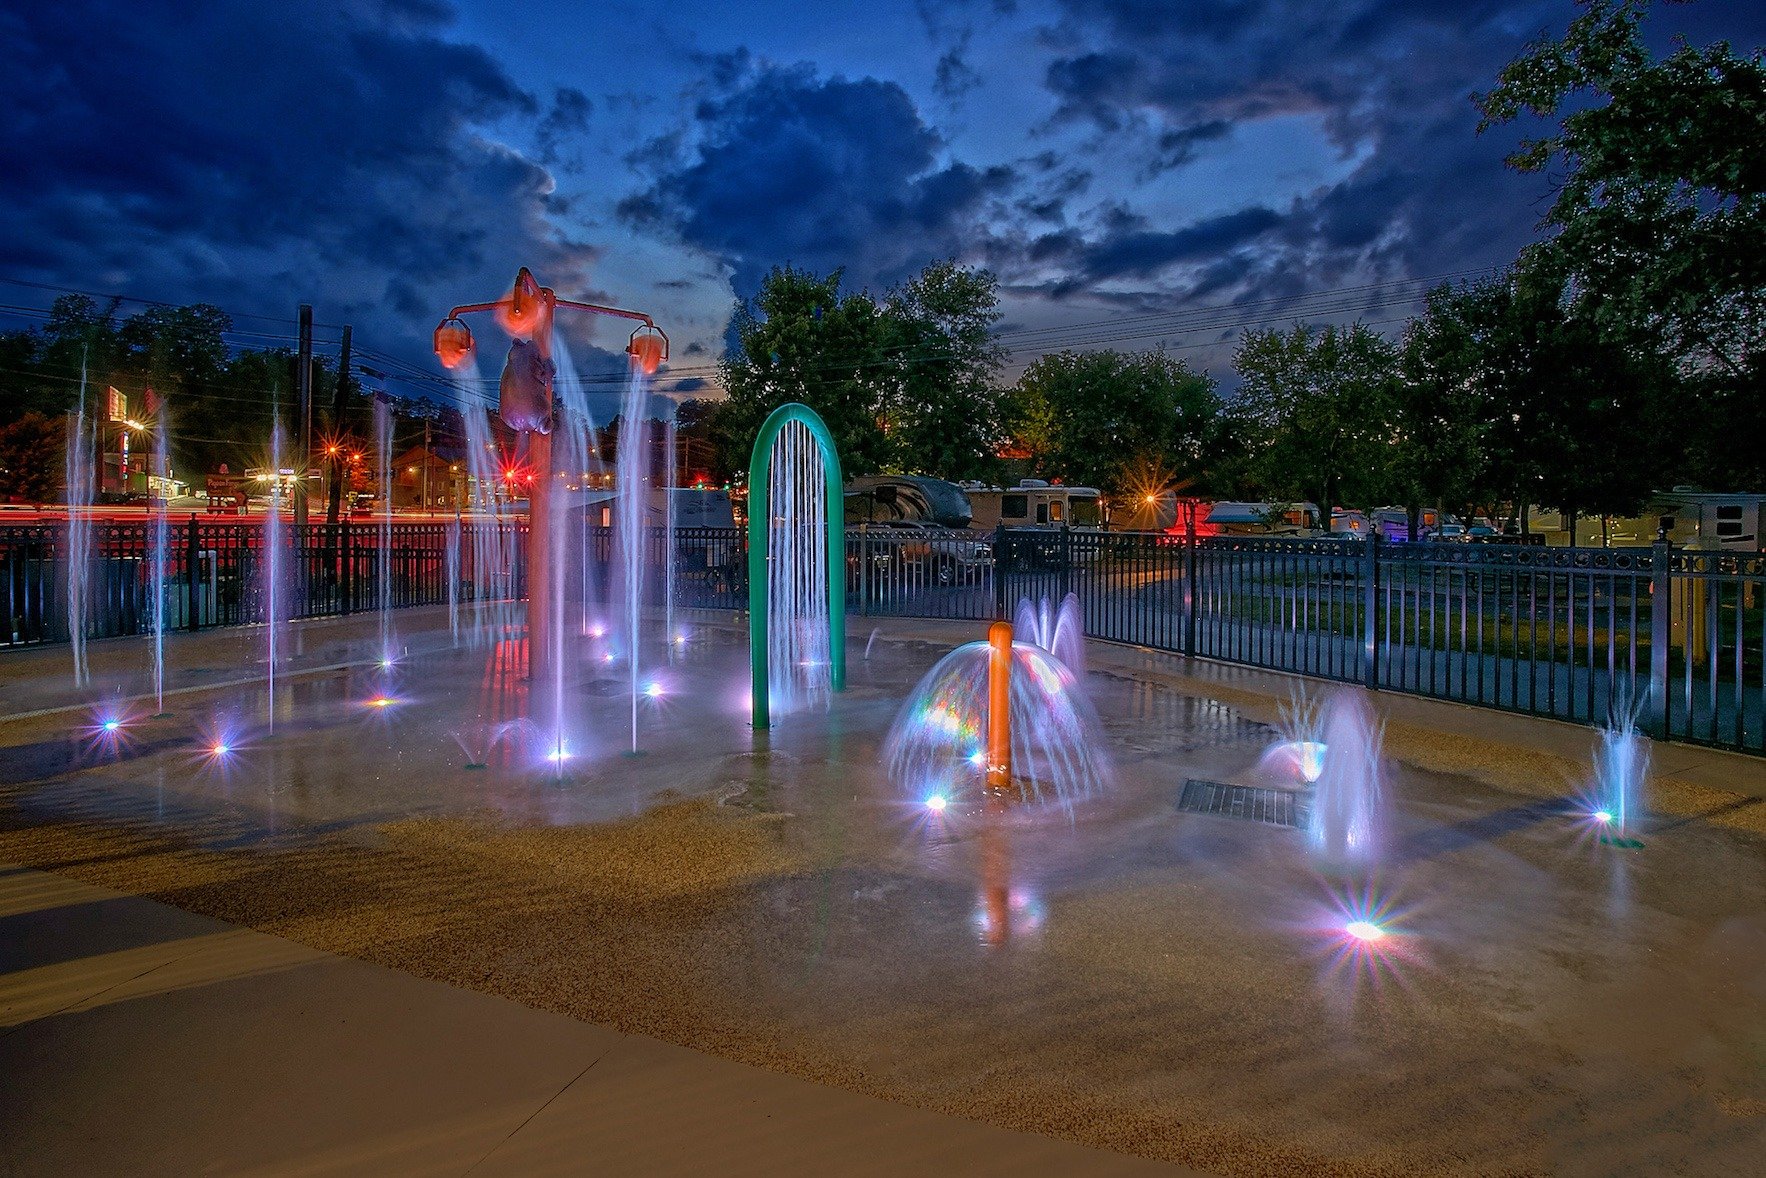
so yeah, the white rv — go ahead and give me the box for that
[963,480,1104,531]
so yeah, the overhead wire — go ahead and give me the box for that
[0,265,1498,413]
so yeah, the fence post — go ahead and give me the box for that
[341,520,354,615]
[1059,524,1071,601]
[184,514,200,632]
[1182,509,1197,657]
[1362,532,1380,690]
[993,524,1007,620]
[1648,537,1672,738]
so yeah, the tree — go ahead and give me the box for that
[1229,324,1404,514]
[1401,270,1679,530]
[1476,0,1765,484]
[1399,282,1534,522]
[0,412,66,503]
[879,260,1009,480]
[1009,349,1220,497]
[673,397,725,485]
[715,261,1013,483]
[0,295,125,427]
[716,267,893,480]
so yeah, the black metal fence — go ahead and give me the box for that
[5,518,1762,754]
[2,517,523,647]
[994,529,1765,755]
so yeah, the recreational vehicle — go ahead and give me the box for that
[962,480,1104,531]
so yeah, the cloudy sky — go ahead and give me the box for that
[2,0,1759,414]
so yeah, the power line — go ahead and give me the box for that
[988,266,1498,345]
[0,276,350,330]
[0,265,1493,412]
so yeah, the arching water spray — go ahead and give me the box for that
[1013,592,1085,683]
[747,403,844,727]
[884,634,1110,814]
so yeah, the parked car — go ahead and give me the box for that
[847,521,991,588]
[920,525,992,584]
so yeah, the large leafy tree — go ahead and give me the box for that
[1229,324,1403,514]
[1402,270,1679,529]
[0,412,66,503]
[0,295,126,425]
[715,266,893,480]
[1010,349,1220,497]
[713,260,1013,483]
[1396,286,1505,521]
[880,260,1009,480]
[0,295,354,492]
[1476,0,1765,486]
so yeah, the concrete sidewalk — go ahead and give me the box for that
[0,863,1192,1177]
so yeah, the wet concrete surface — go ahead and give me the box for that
[1,620,1764,1175]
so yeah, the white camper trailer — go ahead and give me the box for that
[962,480,1104,532]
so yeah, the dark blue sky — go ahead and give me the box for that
[2,0,1759,413]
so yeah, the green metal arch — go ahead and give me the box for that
[748,402,846,729]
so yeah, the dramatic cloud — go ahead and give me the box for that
[1035,207,1283,294]
[1027,0,1688,304]
[535,87,595,171]
[10,0,1759,386]
[620,63,1016,295]
[0,0,598,361]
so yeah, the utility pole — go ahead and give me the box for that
[422,416,431,515]
[326,326,352,527]
[295,304,313,527]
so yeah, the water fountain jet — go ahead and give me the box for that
[884,621,1109,816]
[1013,593,1085,682]
[747,403,845,728]
[1593,707,1648,848]
[1307,691,1386,870]
[147,402,173,716]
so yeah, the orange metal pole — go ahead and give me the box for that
[981,620,1013,946]
[986,621,1013,796]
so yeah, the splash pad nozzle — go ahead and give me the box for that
[627,324,669,375]
[433,318,473,369]
[884,619,1110,815]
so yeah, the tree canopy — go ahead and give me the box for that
[1227,324,1403,513]
[711,260,1010,483]
[0,295,362,498]
[1400,269,1678,524]
[1477,0,1766,487]
[1010,349,1220,497]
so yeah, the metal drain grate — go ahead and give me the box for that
[1178,780,1305,829]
